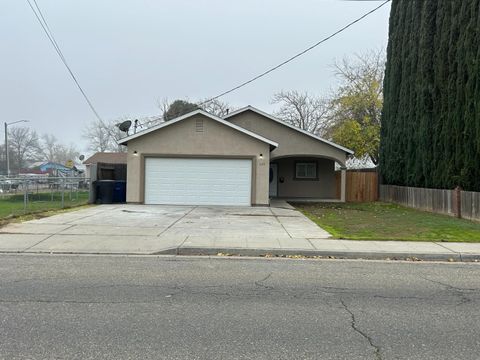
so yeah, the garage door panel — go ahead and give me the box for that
[144,158,252,205]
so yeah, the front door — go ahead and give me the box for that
[269,163,278,197]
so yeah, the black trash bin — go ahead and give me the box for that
[96,180,115,204]
[113,180,127,203]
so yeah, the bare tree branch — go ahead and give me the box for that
[271,90,331,136]
[82,119,126,153]
[198,98,234,117]
[40,134,79,163]
[8,127,41,169]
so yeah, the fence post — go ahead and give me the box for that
[23,179,28,213]
[61,178,65,209]
[453,186,462,218]
[340,167,347,202]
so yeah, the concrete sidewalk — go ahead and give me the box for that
[0,202,479,261]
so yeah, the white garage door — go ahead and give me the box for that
[144,157,252,206]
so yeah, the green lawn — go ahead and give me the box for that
[0,191,89,219]
[293,202,480,242]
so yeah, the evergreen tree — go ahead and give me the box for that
[380,0,480,191]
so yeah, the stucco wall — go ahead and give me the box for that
[228,110,347,166]
[125,114,271,205]
[274,157,337,199]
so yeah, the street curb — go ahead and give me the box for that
[153,246,480,262]
[1,248,479,262]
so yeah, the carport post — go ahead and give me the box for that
[340,167,347,202]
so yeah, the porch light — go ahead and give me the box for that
[259,154,263,159]
[133,150,138,156]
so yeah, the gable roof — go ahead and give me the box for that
[117,109,278,149]
[224,106,354,155]
[83,152,127,165]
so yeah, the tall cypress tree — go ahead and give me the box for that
[380,0,480,191]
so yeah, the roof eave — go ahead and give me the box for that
[117,109,278,149]
[225,106,354,155]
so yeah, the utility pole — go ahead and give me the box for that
[4,122,8,176]
[5,120,29,176]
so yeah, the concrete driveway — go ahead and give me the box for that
[0,201,331,255]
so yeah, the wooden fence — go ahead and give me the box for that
[380,184,480,221]
[460,190,480,221]
[336,170,378,202]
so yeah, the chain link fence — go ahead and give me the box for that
[0,176,89,218]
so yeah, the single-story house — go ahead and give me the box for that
[118,106,353,206]
[22,161,81,177]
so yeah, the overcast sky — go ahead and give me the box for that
[2,0,391,154]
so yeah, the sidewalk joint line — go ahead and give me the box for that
[434,242,461,255]
[269,207,293,239]
[306,238,316,249]
[176,236,189,255]
[22,233,56,253]
[157,206,197,237]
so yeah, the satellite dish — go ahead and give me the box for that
[117,120,132,135]
[79,154,85,161]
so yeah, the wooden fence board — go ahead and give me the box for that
[380,185,480,221]
[335,171,378,202]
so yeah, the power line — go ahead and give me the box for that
[25,0,105,125]
[198,0,391,107]
[137,0,390,130]
[31,0,65,63]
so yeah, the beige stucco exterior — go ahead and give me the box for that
[124,114,271,205]
[227,109,349,201]
[228,110,348,166]
[273,157,337,198]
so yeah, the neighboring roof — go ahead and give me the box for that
[28,161,46,169]
[83,152,127,165]
[224,106,354,155]
[117,109,279,149]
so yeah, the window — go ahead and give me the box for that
[295,162,317,179]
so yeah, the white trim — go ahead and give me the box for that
[224,106,354,155]
[117,109,279,148]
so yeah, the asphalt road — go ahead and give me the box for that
[0,255,479,360]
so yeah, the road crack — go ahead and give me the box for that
[340,298,382,360]
[255,273,273,289]
[421,277,476,305]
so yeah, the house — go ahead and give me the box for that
[83,152,127,180]
[22,161,81,177]
[118,106,353,206]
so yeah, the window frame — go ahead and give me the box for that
[294,161,318,181]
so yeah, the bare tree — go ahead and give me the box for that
[40,134,79,163]
[271,90,331,136]
[332,49,385,100]
[156,97,171,119]
[8,127,41,170]
[51,143,79,163]
[83,119,126,153]
[40,134,58,162]
[198,98,234,117]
